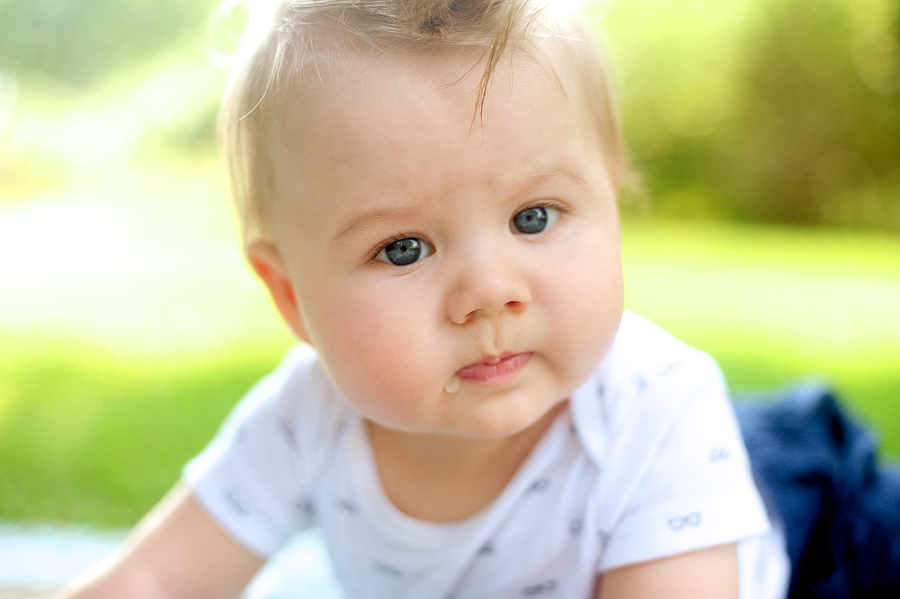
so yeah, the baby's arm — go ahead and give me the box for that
[55,483,265,599]
[596,542,738,599]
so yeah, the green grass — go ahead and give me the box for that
[622,219,900,458]
[1,191,898,527]
[0,338,290,526]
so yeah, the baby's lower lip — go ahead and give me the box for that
[455,353,532,384]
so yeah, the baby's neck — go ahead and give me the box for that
[366,402,567,522]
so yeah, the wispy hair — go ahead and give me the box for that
[219,0,628,241]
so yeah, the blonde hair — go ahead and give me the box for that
[220,0,628,241]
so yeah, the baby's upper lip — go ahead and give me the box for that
[465,351,518,367]
[457,351,531,373]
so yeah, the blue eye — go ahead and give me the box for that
[512,206,560,234]
[377,237,432,266]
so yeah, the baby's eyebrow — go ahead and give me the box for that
[509,163,590,195]
[330,206,411,246]
[330,162,589,246]
[330,188,442,246]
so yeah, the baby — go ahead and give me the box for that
[59,0,788,597]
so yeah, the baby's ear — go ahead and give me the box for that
[246,240,314,346]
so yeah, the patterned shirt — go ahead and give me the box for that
[185,312,788,598]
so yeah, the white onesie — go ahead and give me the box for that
[185,312,790,598]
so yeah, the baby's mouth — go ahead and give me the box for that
[454,353,532,385]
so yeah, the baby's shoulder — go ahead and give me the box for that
[571,312,731,460]
[597,311,725,405]
[223,344,354,462]
[605,311,717,377]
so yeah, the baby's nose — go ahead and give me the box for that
[446,254,531,324]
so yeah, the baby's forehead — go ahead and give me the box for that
[275,43,499,109]
[271,52,587,170]
[264,52,607,227]
[219,1,627,242]
[268,42,588,149]
[254,39,622,240]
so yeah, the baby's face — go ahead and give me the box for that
[263,49,623,438]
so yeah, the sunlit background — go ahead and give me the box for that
[1,0,898,529]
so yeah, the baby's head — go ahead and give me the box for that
[221,0,629,439]
[222,0,628,242]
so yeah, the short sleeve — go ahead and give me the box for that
[575,314,771,573]
[601,354,769,570]
[183,344,346,557]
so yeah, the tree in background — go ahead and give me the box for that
[606,0,900,231]
[0,0,218,86]
[727,0,900,229]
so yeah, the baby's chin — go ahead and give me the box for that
[457,395,571,442]
[357,394,557,440]
[338,357,576,439]
[440,395,570,440]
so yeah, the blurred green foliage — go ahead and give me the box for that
[0,0,220,87]
[2,0,899,229]
[730,0,900,227]
[599,0,900,230]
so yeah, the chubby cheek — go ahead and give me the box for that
[305,280,443,424]
[539,231,623,383]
